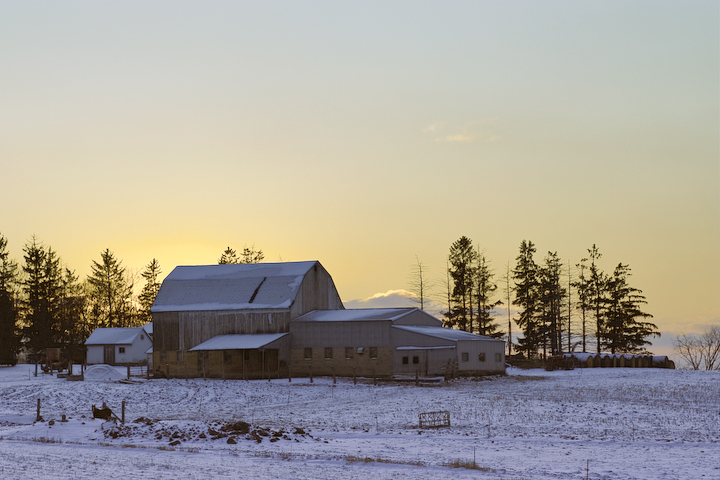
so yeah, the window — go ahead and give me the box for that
[461,352,469,362]
[478,353,486,362]
[345,347,354,359]
[324,348,333,360]
[304,348,312,360]
[402,356,409,365]
[369,347,378,359]
[119,347,126,354]
[357,347,364,355]
[495,353,502,363]
[412,356,419,364]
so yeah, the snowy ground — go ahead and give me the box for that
[0,364,717,480]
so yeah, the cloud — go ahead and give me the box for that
[422,123,442,133]
[343,289,417,309]
[343,289,448,319]
[438,131,480,143]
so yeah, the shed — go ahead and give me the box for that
[85,327,153,365]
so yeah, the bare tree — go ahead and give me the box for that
[408,256,432,310]
[673,326,720,370]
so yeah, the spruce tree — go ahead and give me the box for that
[475,253,503,338]
[604,263,659,353]
[87,249,135,328]
[0,234,19,361]
[138,259,162,324]
[20,237,65,351]
[513,240,540,358]
[538,252,565,356]
[446,236,477,332]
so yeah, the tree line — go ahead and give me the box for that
[0,233,162,357]
[411,236,660,358]
[0,237,267,358]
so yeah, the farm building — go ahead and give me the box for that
[291,308,505,377]
[85,326,153,365]
[150,261,505,379]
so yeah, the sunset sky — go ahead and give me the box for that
[1,1,718,352]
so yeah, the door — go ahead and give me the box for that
[104,346,115,364]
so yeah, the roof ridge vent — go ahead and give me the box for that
[248,277,267,303]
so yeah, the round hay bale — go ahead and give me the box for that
[586,355,596,368]
[618,356,626,367]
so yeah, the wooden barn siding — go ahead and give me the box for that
[153,310,291,352]
[178,310,291,351]
[290,264,344,319]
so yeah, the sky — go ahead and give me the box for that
[1,1,718,346]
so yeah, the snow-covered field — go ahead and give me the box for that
[0,364,717,480]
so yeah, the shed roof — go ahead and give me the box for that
[392,325,504,342]
[151,261,318,313]
[85,327,148,346]
[188,333,288,351]
[293,308,418,322]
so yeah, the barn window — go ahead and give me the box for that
[369,347,378,359]
[357,347,364,355]
[304,348,312,360]
[402,356,409,365]
[495,353,502,362]
[345,347,354,359]
[478,353,486,362]
[324,348,333,359]
[119,347,125,354]
[461,352,469,362]
[412,356,419,364]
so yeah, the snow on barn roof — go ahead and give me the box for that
[293,308,418,322]
[150,261,319,312]
[189,333,288,351]
[85,327,148,346]
[392,325,505,342]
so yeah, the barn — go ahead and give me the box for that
[150,261,343,378]
[85,326,153,365]
[151,261,505,379]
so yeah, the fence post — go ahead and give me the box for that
[127,365,131,380]
[122,400,126,424]
[36,398,41,422]
[308,364,313,383]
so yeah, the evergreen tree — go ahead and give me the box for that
[240,244,264,264]
[538,252,565,356]
[604,263,659,353]
[0,234,19,360]
[218,247,238,264]
[87,249,135,328]
[587,245,608,353]
[513,240,541,358]
[446,236,477,332]
[20,237,63,351]
[475,252,503,338]
[572,258,591,353]
[56,268,87,352]
[138,259,162,324]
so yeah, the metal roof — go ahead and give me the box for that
[392,325,505,342]
[151,261,318,312]
[188,333,288,351]
[293,308,417,322]
[85,327,149,346]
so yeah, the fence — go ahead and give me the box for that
[418,410,450,428]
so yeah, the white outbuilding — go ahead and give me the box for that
[85,326,153,365]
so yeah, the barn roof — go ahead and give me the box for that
[151,261,319,312]
[85,327,149,346]
[392,325,504,342]
[189,333,288,351]
[293,308,418,322]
